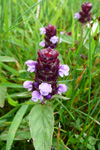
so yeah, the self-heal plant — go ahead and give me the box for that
[74,2,92,24]
[39,24,61,48]
[23,47,69,103]
[23,28,70,150]
[74,2,92,43]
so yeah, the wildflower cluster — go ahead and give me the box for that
[23,24,69,102]
[39,24,61,48]
[23,47,69,102]
[75,2,92,24]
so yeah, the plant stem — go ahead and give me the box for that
[57,123,61,150]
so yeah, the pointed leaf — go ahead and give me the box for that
[29,104,54,150]
[0,56,17,62]
[7,93,18,107]
[6,105,28,150]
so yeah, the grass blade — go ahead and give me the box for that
[6,104,28,150]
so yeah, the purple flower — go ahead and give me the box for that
[36,48,59,95]
[39,83,52,96]
[24,47,70,102]
[74,13,81,19]
[60,31,64,35]
[59,65,69,77]
[50,36,58,44]
[45,94,52,99]
[23,81,33,91]
[45,24,57,38]
[40,27,46,35]
[59,38,62,43]
[58,84,67,95]
[39,41,45,47]
[32,91,43,102]
[25,60,37,73]
[75,2,92,24]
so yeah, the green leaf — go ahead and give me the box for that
[29,104,54,150]
[55,98,75,120]
[0,62,18,75]
[6,105,28,150]
[7,93,18,107]
[58,54,64,64]
[0,128,31,141]
[0,86,7,108]
[52,94,70,100]
[0,56,17,62]
[88,136,97,146]
[0,83,23,88]
[97,143,100,150]
[61,35,73,44]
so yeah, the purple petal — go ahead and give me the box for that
[60,31,64,35]
[25,60,37,66]
[39,83,52,96]
[45,94,52,99]
[39,27,46,35]
[59,38,62,43]
[74,13,81,19]
[58,84,67,95]
[50,36,58,44]
[59,65,70,77]
[23,81,33,91]
[25,60,37,73]
[32,91,43,102]
[39,41,45,47]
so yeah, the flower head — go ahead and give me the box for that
[25,60,37,73]
[58,84,67,95]
[45,24,57,38]
[35,47,59,95]
[75,2,92,24]
[82,2,92,12]
[23,81,33,91]
[40,27,46,35]
[24,47,69,102]
[59,65,70,77]
[43,24,58,48]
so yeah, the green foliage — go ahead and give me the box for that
[29,104,54,150]
[6,105,28,150]
[0,0,100,149]
[0,87,7,108]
